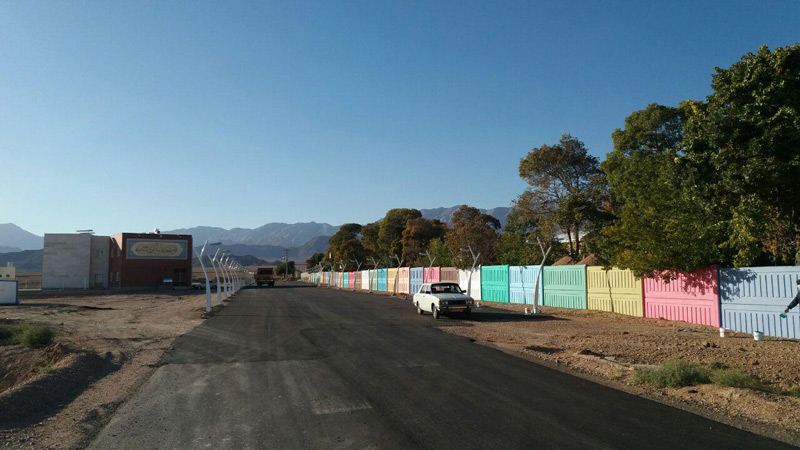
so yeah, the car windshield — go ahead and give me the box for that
[431,283,462,294]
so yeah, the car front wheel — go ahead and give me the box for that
[432,305,440,319]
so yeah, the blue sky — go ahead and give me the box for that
[2,1,798,236]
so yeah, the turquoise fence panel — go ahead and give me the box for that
[481,265,509,303]
[509,265,544,305]
[543,265,587,309]
[410,267,424,294]
[378,268,388,291]
[720,266,800,338]
[343,272,349,289]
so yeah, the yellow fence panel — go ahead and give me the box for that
[586,267,644,317]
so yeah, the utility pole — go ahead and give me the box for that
[459,246,480,298]
[282,249,289,280]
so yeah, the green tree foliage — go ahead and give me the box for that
[428,238,454,267]
[324,223,367,270]
[275,261,296,276]
[305,252,324,269]
[683,45,800,266]
[360,222,381,256]
[401,217,447,265]
[517,134,608,259]
[601,103,723,275]
[502,207,568,265]
[444,205,501,269]
[378,209,422,258]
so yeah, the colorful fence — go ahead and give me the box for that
[440,267,459,283]
[481,265,509,303]
[360,270,370,290]
[387,268,398,294]
[310,261,800,339]
[458,269,481,300]
[369,270,378,291]
[587,267,643,317]
[643,268,720,327]
[508,265,544,305]
[410,267,424,294]
[542,265,587,309]
[720,266,800,338]
[378,268,388,292]
[424,267,440,283]
[398,267,410,294]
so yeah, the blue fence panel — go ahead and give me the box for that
[720,266,800,338]
[410,267,424,294]
[378,268,388,292]
[509,265,544,304]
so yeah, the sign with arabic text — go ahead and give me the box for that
[126,239,188,260]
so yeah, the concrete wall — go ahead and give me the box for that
[42,234,92,289]
[90,236,110,288]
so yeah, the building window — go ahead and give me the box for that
[96,249,104,257]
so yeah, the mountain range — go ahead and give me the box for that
[0,223,44,251]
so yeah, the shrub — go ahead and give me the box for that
[19,326,54,348]
[39,366,58,374]
[0,326,17,345]
[632,360,710,388]
[710,369,772,392]
[786,386,800,398]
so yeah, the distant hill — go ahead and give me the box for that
[0,223,44,250]
[166,222,339,248]
[0,249,44,272]
[419,206,511,228]
[192,254,268,268]
[0,245,22,253]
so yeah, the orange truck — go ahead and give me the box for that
[255,267,275,287]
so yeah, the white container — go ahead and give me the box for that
[719,327,726,338]
[753,331,764,341]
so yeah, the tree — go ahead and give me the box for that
[517,134,607,259]
[378,209,422,258]
[683,45,800,266]
[361,222,381,256]
[401,217,447,265]
[306,253,324,269]
[444,205,501,269]
[428,238,454,267]
[502,204,567,265]
[600,103,723,275]
[275,261,296,276]
[324,223,366,270]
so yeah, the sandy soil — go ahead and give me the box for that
[441,301,800,445]
[0,291,213,449]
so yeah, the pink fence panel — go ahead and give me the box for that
[398,267,410,294]
[440,267,458,283]
[349,271,356,289]
[643,268,720,327]
[424,267,440,283]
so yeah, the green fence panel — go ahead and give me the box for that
[481,265,509,303]
[542,265,587,309]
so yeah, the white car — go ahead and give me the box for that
[413,282,474,319]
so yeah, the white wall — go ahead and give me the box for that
[42,234,92,289]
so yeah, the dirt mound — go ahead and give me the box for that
[0,350,119,429]
[0,344,69,394]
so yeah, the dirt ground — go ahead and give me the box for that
[0,291,213,449]
[441,301,800,445]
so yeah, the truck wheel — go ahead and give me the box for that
[432,305,440,319]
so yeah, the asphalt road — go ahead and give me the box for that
[89,284,794,449]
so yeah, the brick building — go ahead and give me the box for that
[108,233,193,288]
